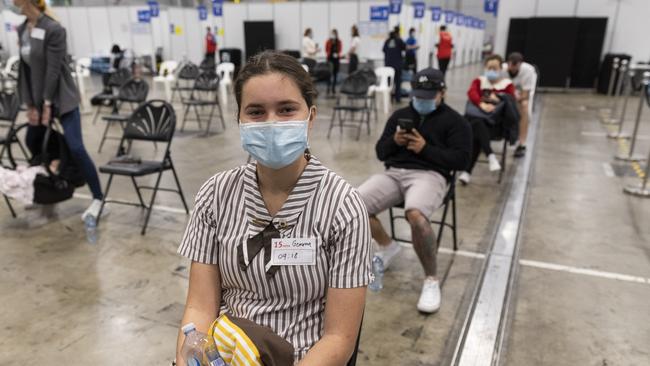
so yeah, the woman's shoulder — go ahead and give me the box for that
[40,15,64,31]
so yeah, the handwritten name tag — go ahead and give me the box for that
[270,238,316,266]
[31,28,45,40]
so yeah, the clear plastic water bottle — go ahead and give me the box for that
[181,323,226,366]
[369,255,384,292]
[84,215,97,244]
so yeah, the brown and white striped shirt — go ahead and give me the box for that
[178,156,371,359]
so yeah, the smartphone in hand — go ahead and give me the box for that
[397,118,414,132]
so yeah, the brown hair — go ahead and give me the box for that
[304,28,312,37]
[507,52,524,65]
[484,54,503,66]
[352,25,359,37]
[234,51,318,118]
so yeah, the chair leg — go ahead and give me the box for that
[388,207,396,241]
[16,138,30,161]
[97,120,113,153]
[437,198,451,248]
[205,104,215,135]
[4,194,16,218]
[327,110,337,139]
[193,105,203,131]
[170,161,190,214]
[217,101,226,130]
[452,194,458,251]
[97,174,114,225]
[498,139,507,184]
[131,176,146,208]
[181,105,190,132]
[92,105,103,125]
[141,170,164,235]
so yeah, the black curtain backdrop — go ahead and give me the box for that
[244,21,276,60]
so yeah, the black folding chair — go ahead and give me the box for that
[98,78,149,153]
[388,172,458,251]
[97,100,189,235]
[171,62,200,102]
[327,72,373,141]
[0,92,27,165]
[91,68,132,124]
[180,70,225,135]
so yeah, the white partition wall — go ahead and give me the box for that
[300,1,329,57]
[168,7,188,61]
[87,7,112,55]
[183,8,203,63]
[248,3,273,21]
[223,3,247,54]
[330,2,359,54]
[274,2,301,51]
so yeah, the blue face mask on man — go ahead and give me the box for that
[485,69,500,82]
[239,112,311,170]
[412,97,437,115]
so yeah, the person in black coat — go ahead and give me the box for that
[383,30,406,103]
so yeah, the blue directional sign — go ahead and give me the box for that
[198,5,207,21]
[137,10,151,24]
[389,0,402,15]
[370,6,390,22]
[445,10,455,24]
[212,0,223,17]
[456,13,464,26]
[484,0,498,16]
[147,1,159,18]
[431,7,442,22]
[413,2,425,19]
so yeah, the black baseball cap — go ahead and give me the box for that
[411,68,446,99]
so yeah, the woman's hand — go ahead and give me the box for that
[27,107,39,126]
[479,102,496,113]
[41,104,51,125]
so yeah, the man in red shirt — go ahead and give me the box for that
[205,26,217,62]
[436,25,453,76]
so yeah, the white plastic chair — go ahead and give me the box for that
[2,56,19,91]
[217,62,235,111]
[371,67,395,115]
[74,57,91,110]
[153,61,178,101]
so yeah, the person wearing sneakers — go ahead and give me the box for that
[13,0,105,220]
[358,68,471,313]
[460,54,516,185]
[504,52,536,158]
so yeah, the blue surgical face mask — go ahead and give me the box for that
[412,97,437,115]
[239,112,311,170]
[485,69,500,82]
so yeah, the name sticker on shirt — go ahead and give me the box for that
[270,238,316,266]
[31,28,45,40]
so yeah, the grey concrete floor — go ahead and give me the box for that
[503,92,650,366]
[2,63,648,365]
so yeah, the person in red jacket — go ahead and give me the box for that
[205,26,217,62]
[460,54,515,184]
[325,29,342,96]
[436,25,453,76]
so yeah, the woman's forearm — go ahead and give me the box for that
[175,305,219,365]
[297,334,354,366]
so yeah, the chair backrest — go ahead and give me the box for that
[302,57,317,71]
[159,61,178,77]
[200,58,216,72]
[123,100,176,143]
[357,68,378,87]
[118,78,149,102]
[193,71,220,92]
[217,62,235,83]
[108,68,132,88]
[301,64,309,72]
[4,56,19,76]
[177,62,200,80]
[375,67,395,88]
[0,92,20,123]
[340,72,372,96]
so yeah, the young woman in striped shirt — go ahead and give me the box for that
[176,51,371,365]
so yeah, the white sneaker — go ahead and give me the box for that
[488,154,502,172]
[375,240,402,270]
[81,199,107,222]
[417,277,441,313]
[458,171,471,185]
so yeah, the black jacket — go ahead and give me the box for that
[375,102,472,182]
[383,37,406,68]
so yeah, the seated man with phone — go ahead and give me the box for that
[358,68,471,313]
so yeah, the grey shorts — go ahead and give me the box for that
[358,168,447,218]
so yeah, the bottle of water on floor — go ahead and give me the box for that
[84,215,97,244]
[369,255,384,292]
[181,322,226,366]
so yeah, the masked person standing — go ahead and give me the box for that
[357,68,471,314]
[436,25,453,76]
[13,0,105,220]
[383,30,406,103]
[176,51,371,365]
[325,29,342,96]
